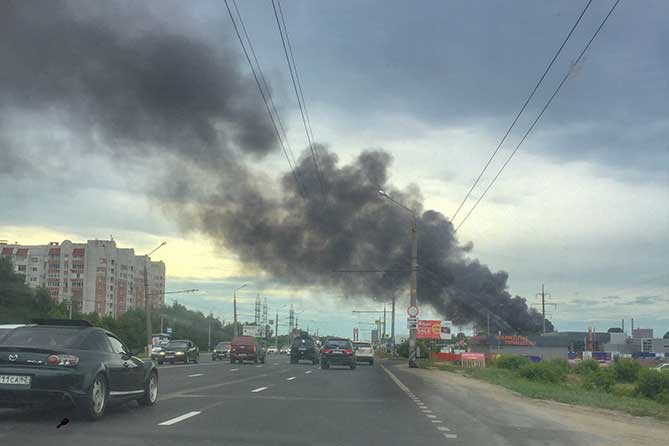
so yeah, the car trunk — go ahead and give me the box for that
[0,346,64,367]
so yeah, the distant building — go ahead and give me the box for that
[0,239,165,318]
[632,328,653,339]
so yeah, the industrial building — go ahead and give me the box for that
[0,239,165,318]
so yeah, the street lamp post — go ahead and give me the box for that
[379,190,419,368]
[145,241,167,355]
[233,283,248,337]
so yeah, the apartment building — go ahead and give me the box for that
[0,239,165,317]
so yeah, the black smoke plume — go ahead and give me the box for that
[1,1,549,334]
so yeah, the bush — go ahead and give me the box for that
[574,359,600,375]
[519,360,568,384]
[583,368,616,392]
[636,368,669,401]
[612,358,641,383]
[494,355,531,370]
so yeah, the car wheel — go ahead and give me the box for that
[212,356,216,361]
[138,371,158,407]
[158,360,163,365]
[78,373,108,420]
[194,355,199,364]
[320,359,329,370]
[369,359,374,365]
[260,356,265,364]
[350,362,357,370]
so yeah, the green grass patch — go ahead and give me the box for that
[462,367,669,420]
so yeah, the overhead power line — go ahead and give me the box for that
[271,0,326,198]
[451,0,594,223]
[224,0,306,199]
[231,0,303,184]
[455,0,621,232]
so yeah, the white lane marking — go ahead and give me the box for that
[305,370,312,374]
[426,414,437,419]
[444,434,457,439]
[158,411,201,426]
[256,365,263,368]
[422,409,433,413]
[273,363,279,365]
[437,426,451,432]
[431,420,443,424]
[188,373,204,377]
[380,364,410,393]
[286,376,296,381]
[251,386,268,393]
[230,368,239,371]
[158,362,224,370]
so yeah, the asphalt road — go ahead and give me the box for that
[0,356,595,445]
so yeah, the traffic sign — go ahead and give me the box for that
[166,327,172,335]
[407,317,418,329]
[407,305,419,317]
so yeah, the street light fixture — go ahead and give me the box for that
[145,241,167,355]
[378,190,419,368]
[233,283,248,337]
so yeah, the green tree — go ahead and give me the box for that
[0,257,67,323]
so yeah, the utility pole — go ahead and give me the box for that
[288,305,294,343]
[275,311,279,349]
[391,296,396,354]
[487,311,491,336]
[208,322,211,352]
[535,284,555,334]
[144,241,166,355]
[233,283,248,337]
[383,304,387,340]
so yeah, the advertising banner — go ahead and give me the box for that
[242,325,261,337]
[440,321,453,340]
[416,320,441,339]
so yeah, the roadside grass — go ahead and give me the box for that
[462,367,669,420]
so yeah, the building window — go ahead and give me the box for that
[30,257,39,263]
[31,267,38,272]
[17,265,27,272]
[30,277,37,282]
[111,259,115,265]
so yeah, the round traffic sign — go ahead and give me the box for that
[407,305,419,317]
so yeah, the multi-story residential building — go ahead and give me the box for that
[0,239,165,318]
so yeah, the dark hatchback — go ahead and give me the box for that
[290,336,319,364]
[0,320,158,420]
[211,341,231,361]
[320,338,356,370]
[160,340,199,364]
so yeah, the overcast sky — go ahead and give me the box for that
[1,0,668,338]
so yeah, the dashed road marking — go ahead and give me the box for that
[422,409,433,413]
[256,365,263,368]
[187,373,204,377]
[431,419,442,423]
[426,414,437,419]
[287,376,296,381]
[437,426,451,432]
[305,370,312,374]
[158,411,201,426]
[444,434,457,439]
[251,386,268,393]
[230,368,239,371]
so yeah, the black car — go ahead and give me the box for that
[211,342,230,361]
[290,336,318,365]
[320,337,356,370]
[0,319,158,420]
[160,339,199,364]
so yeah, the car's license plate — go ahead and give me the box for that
[0,375,31,388]
[333,350,342,354]
[166,355,175,359]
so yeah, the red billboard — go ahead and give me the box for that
[416,320,441,339]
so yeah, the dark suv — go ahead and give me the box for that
[320,338,356,370]
[290,336,318,364]
[211,341,231,361]
[162,339,199,364]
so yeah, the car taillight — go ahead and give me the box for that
[322,348,332,354]
[343,349,353,355]
[252,345,257,353]
[46,354,79,367]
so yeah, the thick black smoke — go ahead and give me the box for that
[1,1,548,334]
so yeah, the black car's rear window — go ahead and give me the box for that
[325,339,352,349]
[0,327,83,348]
[215,343,229,349]
[292,338,314,347]
[167,341,188,348]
